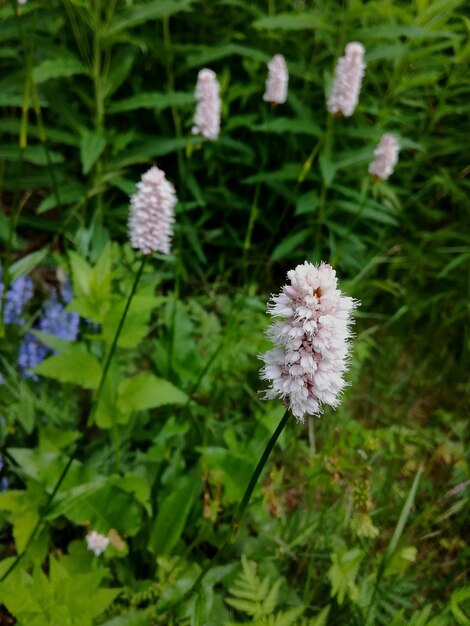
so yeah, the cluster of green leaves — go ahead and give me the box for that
[1,0,469,624]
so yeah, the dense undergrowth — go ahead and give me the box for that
[0,0,469,624]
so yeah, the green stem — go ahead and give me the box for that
[88,255,147,426]
[187,409,291,597]
[315,113,335,257]
[1,257,147,583]
[331,176,371,267]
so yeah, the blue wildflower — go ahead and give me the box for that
[39,295,80,342]
[0,269,34,325]
[18,280,80,379]
[18,332,49,379]
[1,477,8,492]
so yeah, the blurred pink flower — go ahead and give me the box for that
[128,166,177,255]
[260,262,358,422]
[369,134,399,180]
[86,530,110,556]
[327,42,366,117]
[263,54,288,105]
[192,68,221,140]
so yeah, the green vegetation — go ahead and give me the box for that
[0,0,469,624]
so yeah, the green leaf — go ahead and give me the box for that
[327,548,364,605]
[117,374,188,413]
[106,0,193,37]
[33,57,87,84]
[255,117,321,137]
[270,229,310,262]
[109,91,194,114]
[149,472,201,554]
[9,248,49,281]
[295,191,321,216]
[253,13,331,30]
[80,131,106,175]
[33,346,102,389]
[451,587,470,625]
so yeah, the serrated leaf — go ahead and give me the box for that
[33,346,102,389]
[117,374,187,413]
[33,57,87,84]
[109,91,194,114]
[80,131,106,175]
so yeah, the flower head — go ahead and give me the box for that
[128,166,177,255]
[192,68,221,140]
[263,54,288,105]
[368,134,399,180]
[0,271,33,325]
[260,262,358,422]
[327,42,366,118]
[86,530,110,556]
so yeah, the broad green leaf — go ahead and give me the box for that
[80,131,106,175]
[199,447,253,502]
[0,145,64,165]
[106,0,193,37]
[33,57,87,84]
[253,13,331,30]
[117,374,188,413]
[109,91,194,114]
[37,183,85,214]
[33,346,102,389]
[149,472,201,554]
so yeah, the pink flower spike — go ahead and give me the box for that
[263,54,289,105]
[368,134,399,180]
[128,166,177,255]
[192,68,221,140]
[327,42,366,118]
[260,262,359,422]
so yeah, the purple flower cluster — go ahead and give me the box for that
[18,282,80,380]
[0,454,8,492]
[0,270,33,325]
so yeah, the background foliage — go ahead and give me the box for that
[0,0,469,624]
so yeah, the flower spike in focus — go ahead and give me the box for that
[260,262,359,422]
[128,166,177,255]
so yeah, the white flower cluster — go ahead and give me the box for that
[263,54,289,105]
[368,133,399,180]
[192,68,221,140]
[260,262,358,422]
[327,42,366,118]
[128,166,177,255]
[86,530,110,556]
